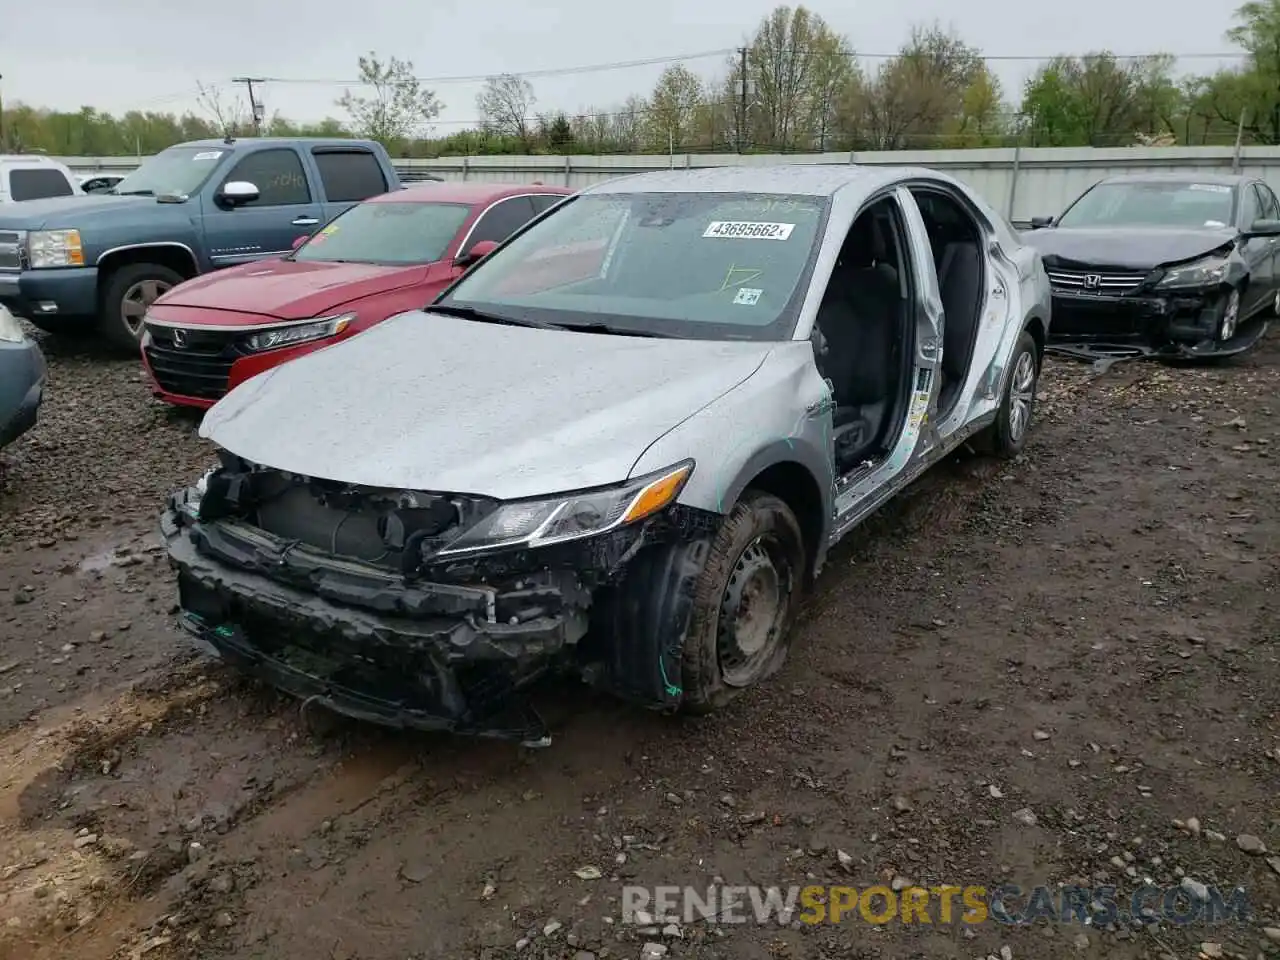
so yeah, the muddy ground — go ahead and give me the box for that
[0,329,1277,960]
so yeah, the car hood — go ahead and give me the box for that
[156,258,429,321]
[0,194,156,229]
[201,311,775,499]
[1021,226,1236,271]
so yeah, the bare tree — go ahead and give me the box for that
[746,5,839,151]
[476,74,537,148]
[608,96,648,152]
[196,81,247,139]
[337,52,441,143]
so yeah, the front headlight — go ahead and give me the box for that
[435,460,694,557]
[28,229,84,268]
[244,313,354,352]
[1155,255,1229,290]
[0,304,25,343]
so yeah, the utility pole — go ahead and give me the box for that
[232,77,266,136]
[737,47,748,154]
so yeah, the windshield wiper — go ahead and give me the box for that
[114,189,154,196]
[429,303,563,330]
[557,322,668,338]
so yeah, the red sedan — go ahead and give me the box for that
[140,182,573,409]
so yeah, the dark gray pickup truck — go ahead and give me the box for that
[0,137,403,350]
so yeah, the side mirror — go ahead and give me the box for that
[219,181,259,207]
[1243,218,1280,239]
[1028,215,1055,229]
[455,239,499,268]
[291,235,308,251]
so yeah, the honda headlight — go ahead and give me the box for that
[0,304,25,343]
[28,229,84,268]
[436,460,694,557]
[1155,255,1229,290]
[244,313,354,352]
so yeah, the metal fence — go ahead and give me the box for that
[60,145,1271,224]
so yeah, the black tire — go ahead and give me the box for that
[680,490,807,714]
[985,330,1039,459]
[98,263,184,353]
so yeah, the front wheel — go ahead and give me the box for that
[99,263,184,353]
[984,331,1039,459]
[680,490,807,714]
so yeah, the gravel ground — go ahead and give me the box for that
[0,324,1278,960]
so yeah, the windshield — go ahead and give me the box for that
[1056,181,1236,230]
[294,201,471,265]
[111,146,227,197]
[438,191,829,340]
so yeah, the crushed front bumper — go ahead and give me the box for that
[161,486,717,742]
[1045,287,1256,361]
[162,495,589,743]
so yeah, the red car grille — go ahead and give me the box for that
[145,326,242,401]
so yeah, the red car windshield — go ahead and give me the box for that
[294,201,472,265]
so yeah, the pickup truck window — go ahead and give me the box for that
[113,145,224,197]
[10,168,76,201]
[221,149,311,206]
[312,150,388,203]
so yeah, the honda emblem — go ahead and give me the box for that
[1083,274,1102,289]
[172,328,187,348]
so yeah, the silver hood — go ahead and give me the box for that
[200,310,774,499]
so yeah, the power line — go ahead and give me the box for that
[254,48,1248,87]
[257,49,738,86]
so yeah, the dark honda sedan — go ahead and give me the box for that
[1022,173,1280,360]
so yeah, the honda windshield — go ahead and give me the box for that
[1056,181,1237,230]
[293,201,471,265]
[436,191,829,341]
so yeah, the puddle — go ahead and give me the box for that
[77,544,154,575]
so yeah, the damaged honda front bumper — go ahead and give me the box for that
[160,457,718,743]
[1046,285,1258,361]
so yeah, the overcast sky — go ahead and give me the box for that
[3,0,1245,130]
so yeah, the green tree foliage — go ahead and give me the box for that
[4,3,1274,157]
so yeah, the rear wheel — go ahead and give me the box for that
[680,491,806,714]
[983,331,1039,459]
[99,263,183,353]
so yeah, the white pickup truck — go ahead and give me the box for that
[0,155,83,203]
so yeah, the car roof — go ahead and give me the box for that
[0,155,71,167]
[581,164,930,198]
[368,182,574,205]
[1097,172,1246,188]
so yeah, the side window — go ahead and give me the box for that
[9,168,76,201]
[1255,183,1280,221]
[529,194,563,215]
[465,196,538,249]
[1242,185,1264,228]
[221,149,310,206]
[312,150,388,203]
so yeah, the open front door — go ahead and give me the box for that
[826,187,944,540]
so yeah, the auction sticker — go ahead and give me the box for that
[192,151,223,161]
[703,221,795,240]
[1188,183,1230,193]
[733,287,763,305]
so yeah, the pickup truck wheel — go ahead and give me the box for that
[681,491,806,714]
[99,263,183,352]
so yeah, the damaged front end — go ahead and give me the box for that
[1043,251,1260,362]
[161,452,716,743]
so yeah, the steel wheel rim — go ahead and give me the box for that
[1220,289,1240,340]
[717,535,792,688]
[1008,350,1036,442]
[121,279,173,338]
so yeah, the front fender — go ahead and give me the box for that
[629,343,835,560]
